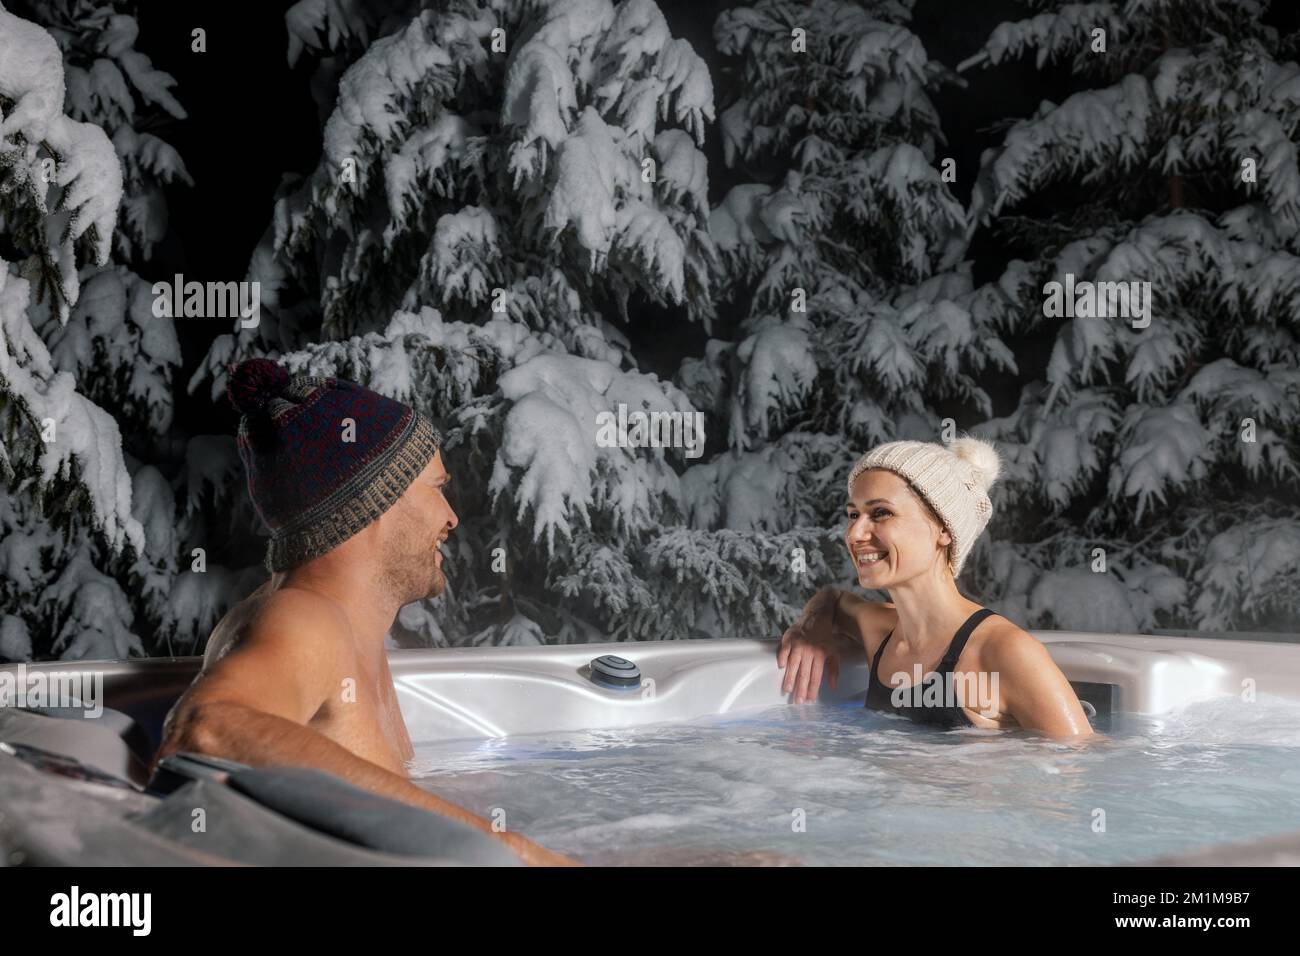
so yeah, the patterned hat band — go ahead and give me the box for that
[227,358,443,572]
[266,414,441,571]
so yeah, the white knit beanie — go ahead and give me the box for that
[845,435,1002,578]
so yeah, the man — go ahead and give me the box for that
[154,358,574,866]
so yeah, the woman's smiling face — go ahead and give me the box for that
[845,468,952,587]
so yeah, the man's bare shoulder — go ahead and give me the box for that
[204,583,352,671]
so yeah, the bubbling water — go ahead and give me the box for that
[410,694,1300,866]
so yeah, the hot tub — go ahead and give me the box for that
[391,632,1300,866]
[1,630,1299,866]
[389,631,1300,741]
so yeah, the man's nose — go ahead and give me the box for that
[446,505,459,532]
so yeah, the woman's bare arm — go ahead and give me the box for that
[778,589,892,702]
[985,629,1096,739]
[828,590,895,653]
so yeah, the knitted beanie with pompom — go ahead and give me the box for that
[845,435,1001,578]
[226,358,441,572]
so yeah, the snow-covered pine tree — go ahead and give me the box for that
[13,0,198,649]
[190,0,724,645]
[0,2,162,660]
[667,0,1015,633]
[957,0,1300,631]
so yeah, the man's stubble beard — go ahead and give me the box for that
[425,560,448,600]
[378,546,445,605]
[378,509,446,604]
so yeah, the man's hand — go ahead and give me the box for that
[777,588,843,704]
[503,833,582,866]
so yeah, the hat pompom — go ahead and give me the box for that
[227,358,290,416]
[949,435,1001,492]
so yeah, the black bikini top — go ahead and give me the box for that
[864,608,999,728]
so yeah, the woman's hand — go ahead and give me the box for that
[777,588,843,704]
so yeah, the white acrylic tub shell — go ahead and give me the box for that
[391,632,1300,745]
[3,631,1300,866]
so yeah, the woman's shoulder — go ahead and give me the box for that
[836,594,897,656]
[973,613,1094,736]
[978,613,1053,670]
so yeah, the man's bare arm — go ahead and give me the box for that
[160,699,572,864]
[154,592,576,865]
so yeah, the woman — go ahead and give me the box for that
[778,435,1094,738]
